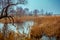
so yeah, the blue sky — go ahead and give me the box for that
[17,0,60,14]
[0,0,60,14]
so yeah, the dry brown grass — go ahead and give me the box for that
[30,16,60,39]
[0,16,60,40]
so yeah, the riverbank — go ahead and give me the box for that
[0,16,60,23]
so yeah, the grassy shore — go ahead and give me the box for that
[0,16,60,23]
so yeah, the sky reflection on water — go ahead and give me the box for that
[0,21,34,34]
[0,21,56,40]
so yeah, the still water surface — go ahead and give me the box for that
[0,21,56,40]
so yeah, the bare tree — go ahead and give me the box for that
[45,11,53,16]
[40,9,44,15]
[0,0,28,40]
[0,0,28,25]
[33,9,39,16]
[16,7,24,16]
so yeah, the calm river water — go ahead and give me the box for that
[0,21,56,40]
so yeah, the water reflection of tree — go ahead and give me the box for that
[2,18,8,40]
[15,22,24,33]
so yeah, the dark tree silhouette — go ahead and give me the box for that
[45,11,53,16]
[0,3,19,27]
[18,0,28,5]
[16,7,24,16]
[24,8,29,15]
[0,0,28,26]
[0,0,28,40]
[40,9,44,15]
[33,9,39,16]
